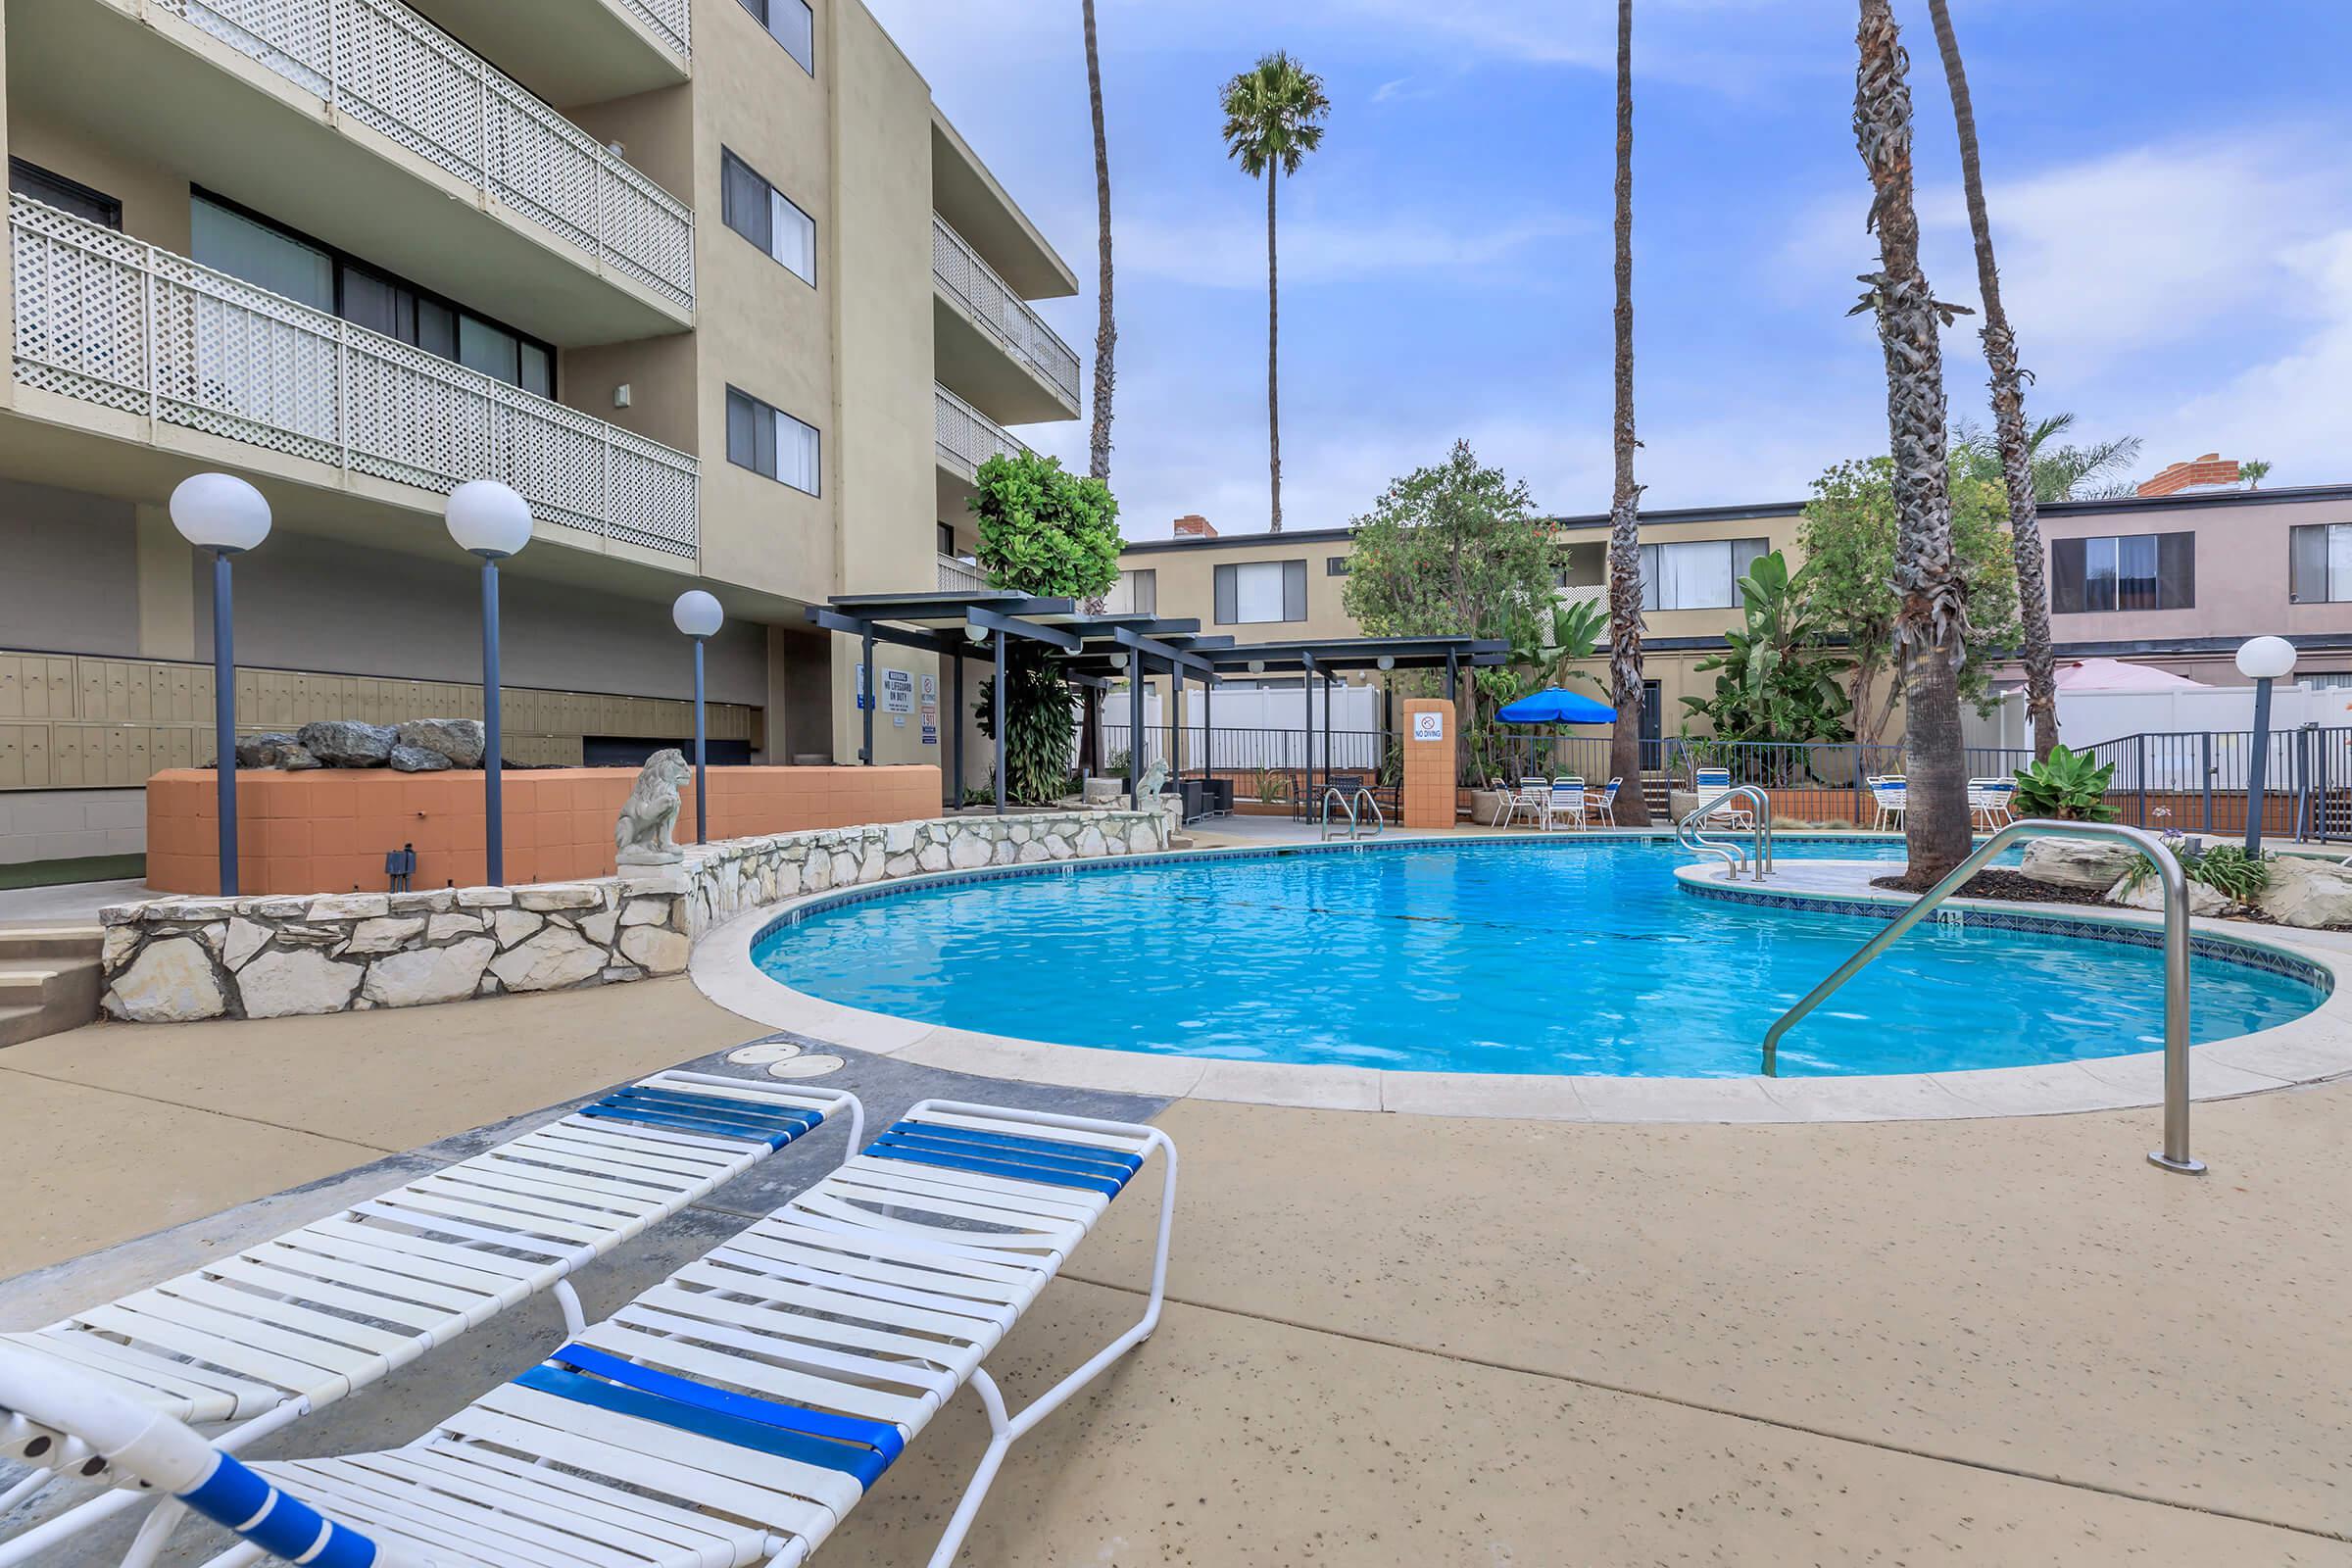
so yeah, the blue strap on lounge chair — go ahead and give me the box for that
[882,1119,1144,1175]
[864,1122,1137,1197]
[577,1087,822,1149]
[524,1349,903,1490]
[602,1085,825,1136]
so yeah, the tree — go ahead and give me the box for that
[1682,551,1853,751]
[1082,0,1115,483]
[1219,51,1329,533]
[968,451,1120,805]
[1797,456,2021,749]
[1853,0,1972,887]
[1604,0,1651,823]
[2241,459,2274,489]
[1951,412,2141,503]
[1925,0,2058,762]
[1343,441,1557,780]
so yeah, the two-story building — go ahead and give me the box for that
[1114,485,2352,748]
[0,0,1077,871]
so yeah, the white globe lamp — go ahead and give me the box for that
[171,473,271,897]
[2236,636,2298,856]
[444,479,533,560]
[672,590,724,638]
[170,472,272,554]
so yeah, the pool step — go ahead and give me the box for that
[0,924,104,1047]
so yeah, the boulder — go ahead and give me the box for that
[236,947,364,1018]
[2106,873,2230,917]
[2257,856,2352,929]
[105,937,227,1022]
[388,744,453,773]
[297,720,396,767]
[394,718,485,768]
[235,733,304,768]
[274,744,323,771]
[364,938,495,1007]
[2021,837,2141,891]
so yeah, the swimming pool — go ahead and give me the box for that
[751,839,2328,1077]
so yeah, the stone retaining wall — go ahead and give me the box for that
[101,809,1168,1023]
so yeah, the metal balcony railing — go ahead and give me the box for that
[931,216,1080,407]
[157,0,695,309]
[11,196,700,558]
[934,383,1030,480]
[937,554,991,594]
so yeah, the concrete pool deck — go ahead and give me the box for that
[3,978,2349,1562]
[692,838,2352,1122]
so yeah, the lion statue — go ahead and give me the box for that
[1133,757,1171,807]
[615,748,691,865]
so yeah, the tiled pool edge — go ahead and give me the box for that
[686,839,2352,1123]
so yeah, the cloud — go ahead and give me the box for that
[1369,75,1435,104]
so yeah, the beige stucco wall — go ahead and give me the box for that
[2034,493,2352,648]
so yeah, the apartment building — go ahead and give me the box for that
[1115,485,2352,748]
[0,0,1078,869]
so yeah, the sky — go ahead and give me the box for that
[863,0,2352,541]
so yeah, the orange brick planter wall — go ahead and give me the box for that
[145,765,941,895]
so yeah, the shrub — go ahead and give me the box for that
[2012,745,2116,821]
[2122,834,2273,906]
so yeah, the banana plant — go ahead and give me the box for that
[1682,550,1853,744]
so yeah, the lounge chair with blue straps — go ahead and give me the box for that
[0,1099,1174,1568]
[0,1072,859,1565]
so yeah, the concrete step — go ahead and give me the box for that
[0,924,104,962]
[0,955,102,1047]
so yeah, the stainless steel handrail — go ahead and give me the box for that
[1679,785,1771,881]
[1352,787,1387,838]
[1760,820,2203,1175]
[1319,787,1358,841]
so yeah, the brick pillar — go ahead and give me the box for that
[1401,698,1457,829]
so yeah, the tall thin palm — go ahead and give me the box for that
[1853,0,1971,887]
[1604,0,1650,823]
[1219,51,1329,534]
[1926,0,2055,762]
[1083,0,1115,483]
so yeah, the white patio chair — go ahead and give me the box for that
[1968,777,2018,828]
[1586,777,1622,827]
[1544,776,1588,831]
[0,1073,860,1564]
[1505,774,1550,828]
[1869,775,1908,831]
[0,1100,1175,1568]
[1691,766,1753,830]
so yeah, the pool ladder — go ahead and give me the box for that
[1320,787,1386,842]
[1760,819,2203,1177]
[1676,785,1773,882]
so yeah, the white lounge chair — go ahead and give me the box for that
[1544,776,1588,831]
[1869,774,1908,831]
[1691,766,1753,830]
[0,1072,859,1563]
[0,1100,1174,1568]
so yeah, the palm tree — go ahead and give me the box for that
[1853,0,1971,887]
[1952,412,2141,503]
[1925,0,2056,762]
[1082,0,1115,483]
[1219,51,1329,533]
[1604,0,1650,824]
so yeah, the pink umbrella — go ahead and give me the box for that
[2051,658,2205,693]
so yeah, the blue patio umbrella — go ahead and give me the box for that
[1495,687,1615,724]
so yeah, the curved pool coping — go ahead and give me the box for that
[686,835,2352,1122]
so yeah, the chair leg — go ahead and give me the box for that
[116,1498,189,1568]
[924,1138,1179,1568]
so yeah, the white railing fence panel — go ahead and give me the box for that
[931,216,1079,407]
[933,383,1030,478]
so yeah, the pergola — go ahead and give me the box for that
[810,594,1504,816]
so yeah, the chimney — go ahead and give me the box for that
[1172,514,1217,539]
[2136,453,2243,498]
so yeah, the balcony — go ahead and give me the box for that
[10,195,699,557]
[8,0,693,341]
[932,215,1080,423]
[404,0,690,103]
[937,554,991,594]
[934,383,1031,481]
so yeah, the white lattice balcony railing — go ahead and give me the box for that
[931,216,1080,408]
[618,0,690,59]
[157,0,694,309]
[937,554,991,594]
[12,196,699,558]
[934,383,1030,480]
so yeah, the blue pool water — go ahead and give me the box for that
[752,839,2326,1077]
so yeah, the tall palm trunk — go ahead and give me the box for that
[1604,0,1649,824]
[1854,0,1970,888]
[1265,173,1283,531]
[1083,0,1115,483]
[1926,0,2055,762]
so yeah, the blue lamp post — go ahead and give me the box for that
[2236,635,2298,854]
[671,590,724,843]
[445,481,533,885]
[171,473,272,898]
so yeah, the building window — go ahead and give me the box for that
[2289,524,2352,605]
[720,149,816,286]
[735,0,814,74]
[726,386,819,494]
[937,521,957,557]
[1107,568,1157,615]
[1326,556,1349,576]
[1214,560,1306,624]
[190,192,554,399]
[1556,541,1606,590]
[2052,532,2194,612]
[10,158,121,229]
[1639,538,1768,612]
